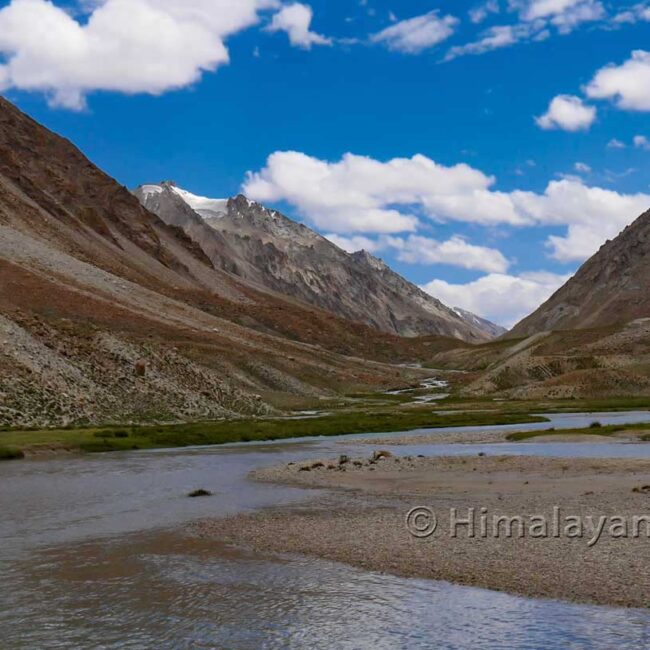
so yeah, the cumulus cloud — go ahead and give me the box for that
[574,161,591,173]
[243,150,529,233]
[370,11,459,53]
[266,3,331,49]
[535,94,596,131]
[325,234,382,253]
[421,271,571,328]
[387,235,510,272]
[536,182,650,260]
[586,50,650,111]
[243,150,650,265]
[325,233,509,273]
[0,0,278,109]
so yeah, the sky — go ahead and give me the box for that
[0,0,649,327]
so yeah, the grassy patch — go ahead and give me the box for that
[506,422,650,442]
[2,391,648,458]
[1,409,548,456]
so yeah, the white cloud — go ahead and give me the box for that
[535,94,596,131]
[446,0,604,61]
[585,50,650,111]
[0,0,277,109]
[534,182,650,260]
[613,3,650,24]
[266,3,331,49]
[522,0,588,20]
[547,0,604,32]
[607,138,626,149]
[444,23,540,61]
[574,161,591,173]
[325,233,509,273]
[243,151,650,265]
[370,11,459,53]
[521,0,605,31]
[421,271,571,328]
[243,150,528,233]
[469,0,501,24]
[634,135,650,150]
[325,234,382,253]
[387,235,510,272]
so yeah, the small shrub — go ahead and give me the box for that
[0,446,25,461]
[589,421,602,428]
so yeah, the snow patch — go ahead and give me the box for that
[170,186,228,218]
[139,184,164,198]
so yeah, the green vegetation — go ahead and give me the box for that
[0,408,548,457]
[437,394,650,413]
[1,389,649,459]
[506,421,650,442]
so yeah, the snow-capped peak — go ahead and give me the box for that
[167,184,229,219]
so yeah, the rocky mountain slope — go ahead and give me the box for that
[135,183,502,342]
[452,307,506,339]
[0,97,431,428]
[510,208,650,337]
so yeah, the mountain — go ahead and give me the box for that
[0,97,433,428]
[510,208,650,337]
[135,182,501,341]
[451,307,506,339]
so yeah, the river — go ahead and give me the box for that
[2,411,650,648]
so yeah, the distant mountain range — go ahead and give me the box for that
[135,182,505,341]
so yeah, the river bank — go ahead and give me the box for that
[3,395,650,459]
[5,415,650,648]
[196,451,650,608]
[0,409,549,458]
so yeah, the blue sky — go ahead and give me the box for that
[1,0,649,325]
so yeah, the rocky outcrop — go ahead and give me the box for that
[136,183,502,341]
[509,208,650,337]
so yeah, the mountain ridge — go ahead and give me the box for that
[136,182,505,341]
[509,207,650,337]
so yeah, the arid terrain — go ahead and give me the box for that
[0,97,447,428]
[2,95,650,436]
[198,448,650,608]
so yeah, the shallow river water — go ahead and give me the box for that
[2,411,650,649]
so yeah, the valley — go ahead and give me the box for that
[1,96,650,649]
